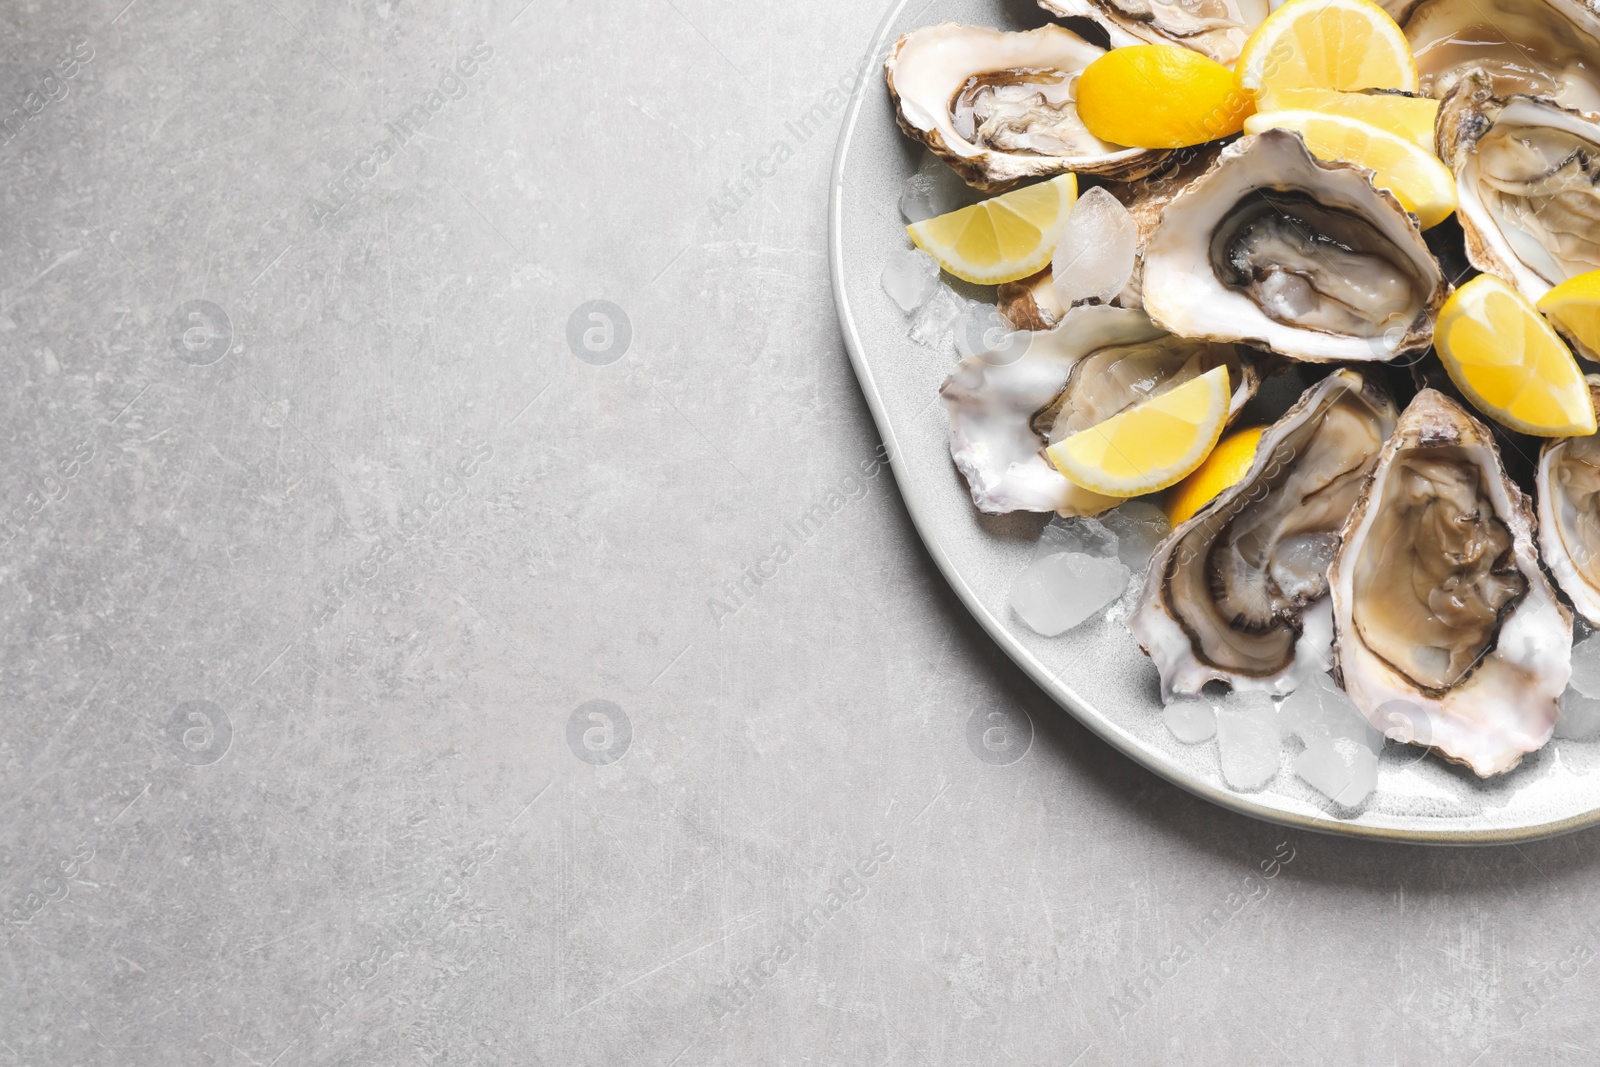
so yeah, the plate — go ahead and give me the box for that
[828,0,1600,843]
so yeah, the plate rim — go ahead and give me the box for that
[827,0,1600,846]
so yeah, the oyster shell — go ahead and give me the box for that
[998,269,1067,331]
[885,23,1165,191]
[1131,368,1398,698]
[1141,130,1446,362]
[1437,75,1600,307]
[941,304,1258,515]
[1538,379,1600,625]
[1330,389,1571,777]
[1405,0,1600,111]
[1040,0,1420,67]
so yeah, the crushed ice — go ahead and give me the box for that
[881,247,940,312]
[1215,691,1281,791]
[1281,671,1382,807]
[1009,515,1129,637]
[1051,187,1137,309]
[900,151,982,223]
[1162,694,1217,744]
[909,283,965,349]
[1558,629,1600,739]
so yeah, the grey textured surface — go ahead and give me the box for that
[1,1,1598,1065]
[839,2,1600,843]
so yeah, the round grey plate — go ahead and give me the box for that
[828,0,1600,843]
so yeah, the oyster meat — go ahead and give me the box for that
[942,304,1257,515]
[1040,0,1420,67]
[1141,130,1445,362]
[1437,75,1600,306]
[885,23,1165,190]
[1538,380,1600,625]
[1405,0,1600,111]
[1131,369,1398,697]
[1330,390,1571,777]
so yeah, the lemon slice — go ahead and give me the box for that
[1046,366,1231,498]
[1254,87,1438,150]
[1537,269,1600,362]
[1242,110,1456,227]
[907,174,1078,285]
[1164,425,1267,526]
[1436,274,1597,437]
[1076,45,1253,149]
[1236,0,1417,97]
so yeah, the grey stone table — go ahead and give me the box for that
[2,1,1596,1064]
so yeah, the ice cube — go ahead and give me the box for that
[1557,686,1600,740]
[1052,187,1137,308]
[1010,552,1132,637]
[954,301,1029,364]
[1099,501,1170,574]
[1162,695,1217,744]
[1293,736,1378,807]
[1215,690,1282,790]
[1570,632,1600,698]
[900,152,981,223]
[1280,670,1383,755]
[909,283,965,349]
[881,247,941,312]
[1036,515,1119,561]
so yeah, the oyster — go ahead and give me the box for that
[1538,379,1600,625]
[1405,0,1600,111]
[1131,369,1398,698]
[1141,130,1446,362]
[1040,0,1420,67]
[942,304,1258,515]
[1330,390,1571,777]
[1437,75,1600,306]
[885,23,1165,190]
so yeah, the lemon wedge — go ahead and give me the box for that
[907,173,1078,285]
[1046,366,1232,497]
[1076,45,1253,149]
[1236,0,1417,97]
[1436,274,1597,437]
[1254,87,1438,150]
[1537,269,1600,363]
[1164,425,1267,526]
[1243,110,1456,227]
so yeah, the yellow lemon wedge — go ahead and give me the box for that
[1046,366,1232,497]
[1254,87,1439,150]
[1537,269,1600,363]
[907,173,1078,285]
[1436,274,1597,437]
[1163,425,1267,526]
[1076,45,1253,149]
[1236,0,1417,97]
[1242,110,1456,227]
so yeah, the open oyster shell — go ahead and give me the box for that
[1436,74,1600,308]
[1140,130,1446,363]
[1131,368,1398,698]
[1040,0,1420,67]
[1538,379,1600,625]
[940,304,1258,516]
[884,23,1166,191]
[1330,389,1571,777]
[1405,0,1600,111]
